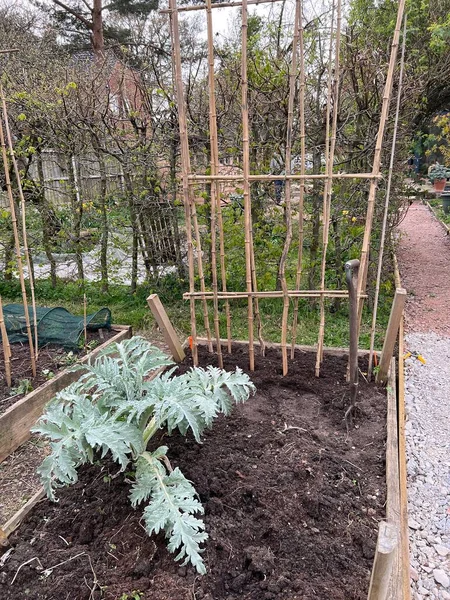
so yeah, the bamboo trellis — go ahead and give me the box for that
[165,0,406,374]
[0,92,36,377]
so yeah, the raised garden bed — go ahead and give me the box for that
[0,344,392,600]
[0,326,131,463]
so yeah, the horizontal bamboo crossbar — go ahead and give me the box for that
[188,173,379,183]
[197,336,377,357]
[184,290,368,300]
[160,0,284,14]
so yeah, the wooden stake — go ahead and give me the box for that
[206,0,224,367]
[0,102,36,377]
[241,0,255,371]
[0,296,12,387]
[291,0,306,358]
[357,0,406,324]
[367,521,399,600]
[376,288,406,384]
[279,0,300,375]
[316,0,341,377]
[147,294,185,362]
[168,0,199,364]
[0,86,38,359]
[368,14,407,377]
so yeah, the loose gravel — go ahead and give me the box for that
[398,202,450,600]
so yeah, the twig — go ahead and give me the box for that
[277,423,307,434]
[11,556,44,584]
[42,551,86,577]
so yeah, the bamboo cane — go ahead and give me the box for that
[0,107,36,377]
[241,0,255,370]
[279,0,300,375]
[368,14,407,378]
[291,0,306,358]
[161,0,285,14]
[168,0,199,364]
[188,172,378,182]
[0,86,38,359]
[206,0,225,366]
[315,0,342,377]
[357,0,406,324]
[0,296,12,387]
[249,225,265,356]
[185,289,354,299]
[83,293,87,351]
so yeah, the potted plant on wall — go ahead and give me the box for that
[429,164,449,193]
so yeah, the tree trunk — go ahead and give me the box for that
[96,150,109,293]
[36,150,57,287]
[123,170,138,293]
[69,156,84,281]
[92,0,105,57]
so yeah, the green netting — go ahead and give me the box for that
[3,304,112,351]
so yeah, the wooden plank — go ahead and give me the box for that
[386,358,402,600]
[398,316,411,600]
[1,488,45,537]
[0,326,132,463]
[368,521,399,600]
[377,288,406,384]
[196,336,378,357]
[147,294,185,362]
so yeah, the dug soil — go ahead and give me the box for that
[0,345,387,600]
[0,329,117,413]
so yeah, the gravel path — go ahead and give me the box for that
[397,202,450,600]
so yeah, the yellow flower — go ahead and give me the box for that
[342,210,349,215]
[351,216,357,222]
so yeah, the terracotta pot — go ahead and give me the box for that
[434,178,447,193]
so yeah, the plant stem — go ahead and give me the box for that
[143,416,159,446]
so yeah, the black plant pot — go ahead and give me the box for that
[442,194,450,215]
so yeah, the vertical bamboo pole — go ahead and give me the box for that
[0,297,12,387]
[83,293,87,351]
[315,0,341,377]
[357,0,406,324]
[250,228,265,356]
[368,14,407,377]
[0,106,36,376]
[206,0,224,367]
[279,0,300,375]
[291,0,306,358]
[241,0,255,370]
[1,86,38,359]
[168,0,199,364]
[171,0,212,355]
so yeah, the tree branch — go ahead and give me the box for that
[51,0,93,30]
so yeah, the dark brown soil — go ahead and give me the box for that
[0,329,116,413]
[0,345,387,600]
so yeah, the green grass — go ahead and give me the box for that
[0,276,392,350]
[428,198,450,227]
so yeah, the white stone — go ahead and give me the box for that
[433,569,450,588]
[434,545,450,557]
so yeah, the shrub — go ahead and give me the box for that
[33,336,255,574]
